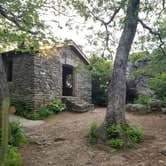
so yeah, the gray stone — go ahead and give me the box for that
[126,104,148,113]
[9,115,44,127]
[126,58,153,103]
[161,108,166,114]
[148,99,164,111]
[160,146,166,156]
[2,42,92,111]
[62,96,94,112]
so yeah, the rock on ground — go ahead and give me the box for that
[9,115,45,127]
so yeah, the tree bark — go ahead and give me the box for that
[106,0,140,125]
[96,0,140,141]
[0,54,9,164]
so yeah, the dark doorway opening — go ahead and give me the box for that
[62,65,74,96]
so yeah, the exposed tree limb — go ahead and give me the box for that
[162,0,165,9]
[138,18,166,55]
[106,7,121,25]
[87,6,121,58]
[0,5,38,35]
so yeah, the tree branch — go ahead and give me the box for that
[106,7,121,25]
[0,5,38,35]
[87,6,121,58]
[138,18,165,55]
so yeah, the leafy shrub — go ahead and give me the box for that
[11,100,66,120]
[134,96,151,105]
[9,121,26,147]
[106,123,143,149]
[150,73,166,101]
[88,122,98,144]
[11,100,32,117]
[129,51,148,63]
[47,100,66,113]
[4,146,23,166]
[107,124,121,139]
[122,123,143,143]
[36,107,54,120]
[108,139,124,149]
[89,54,113,106]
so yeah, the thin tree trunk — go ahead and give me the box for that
[97,0,140,140]
[0,54,9,164]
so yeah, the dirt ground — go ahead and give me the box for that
[21,108,166,166]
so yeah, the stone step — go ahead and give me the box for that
[62,97,94,112]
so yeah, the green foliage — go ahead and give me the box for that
[25,107,55,120]
[150,72,166,101]
[134,96,151,105]
[4,146,23,166]
[89,54,113,106]
[129,51,148,63]
[107,124,121,138]
[9,122,26,147]
[122,123,143,143]
[47,100,66,113]
[147,48,166,101]
[11,100,66,120]
[11,100,32,117]
[88,121,98,144]
[159,18,166,39]
[0,0,55,52]
[106,123,143,149]
[108,139,124,149]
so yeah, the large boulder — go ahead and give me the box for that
[161,108,166,114]
[148,99,165,111]
[126,104,149,113]
[126,58,153,103]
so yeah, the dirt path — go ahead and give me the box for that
[21,108,166,166]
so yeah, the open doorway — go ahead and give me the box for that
[62,65,74,96]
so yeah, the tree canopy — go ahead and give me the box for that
[0,0,59,52]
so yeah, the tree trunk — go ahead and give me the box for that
[106,0,140,124]
[97,0,140,140]
[0,54,9,164]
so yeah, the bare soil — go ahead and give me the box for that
[21,108,166,166]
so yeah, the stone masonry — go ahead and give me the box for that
[2,43,92,110]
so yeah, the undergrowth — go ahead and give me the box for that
[134,96,151,105]
[88,121,143,149]
[2,121,26,166]
[3,146,23,166]
[11,100,66,120]
[9,121,26,147]
[88,121,98,144]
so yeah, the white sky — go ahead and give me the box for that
[42,13,99,56]
[41,1,165,58]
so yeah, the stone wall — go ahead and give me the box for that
[126,58,153,103]
[76,68,92,102]
[60,46,92,102]
[33,53,62,109]
[2,45,92,110]
[2,52,35,108]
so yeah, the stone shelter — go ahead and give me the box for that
[2,41,92,111]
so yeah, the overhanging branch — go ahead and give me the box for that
[138,18,165,55]
[106,7,121,25]
[0,5,38,35]
[87,6,121,58]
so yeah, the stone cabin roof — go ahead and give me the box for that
[1,41,90,65]
[40,40,90,65]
